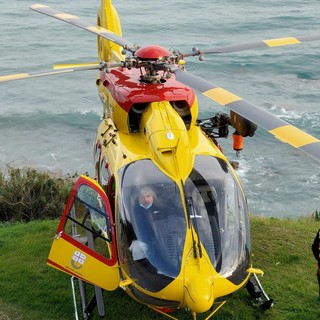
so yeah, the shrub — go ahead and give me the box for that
[0,166,76,222]
[312,210,320,221]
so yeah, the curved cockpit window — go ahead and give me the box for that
[118,160,186,292]
[184,155,251,284]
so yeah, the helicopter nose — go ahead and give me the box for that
[184,254,214,313]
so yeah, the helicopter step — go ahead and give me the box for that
[246,274,273,310]
[70,212,106,319]
[71,276,105,320]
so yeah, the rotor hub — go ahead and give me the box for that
[135,45,170,61]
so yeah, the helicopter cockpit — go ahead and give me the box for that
[117,155,251,296]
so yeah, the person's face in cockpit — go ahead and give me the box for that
[139,191,154,209]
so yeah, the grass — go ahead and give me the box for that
[0,217,319,320]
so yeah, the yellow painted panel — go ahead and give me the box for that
[264,37,301,47]
[269,125,319,147]
[48,235,120,291]
[247,267,264,276]
[54,13,79,20]
[203,87,241,106]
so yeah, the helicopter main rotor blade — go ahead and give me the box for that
[174,69,320,162]
[0,63,103,83]
[30,4,135,52]
[183,34,320,57]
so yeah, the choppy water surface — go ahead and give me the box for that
[0,0,320,217]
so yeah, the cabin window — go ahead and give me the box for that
[64,184,113,260]
[94,141,102,174]
[99,158,110,189]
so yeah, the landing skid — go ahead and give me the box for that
[246,274,273,310]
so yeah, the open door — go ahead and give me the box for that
[47,175,120,291]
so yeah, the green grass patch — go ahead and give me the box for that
[0,217,319,319]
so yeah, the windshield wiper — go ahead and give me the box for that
[186,196,203,259]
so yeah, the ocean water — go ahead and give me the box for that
[0,0,320,218]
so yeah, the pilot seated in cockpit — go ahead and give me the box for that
[129,186,161,261]
[128,185,187,278]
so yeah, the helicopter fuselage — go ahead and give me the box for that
[93,64,253,313]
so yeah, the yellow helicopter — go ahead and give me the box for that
[1,1,320,319]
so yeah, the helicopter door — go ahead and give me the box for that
[47,175,120,291]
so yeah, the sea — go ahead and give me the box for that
[0,0,320,218]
